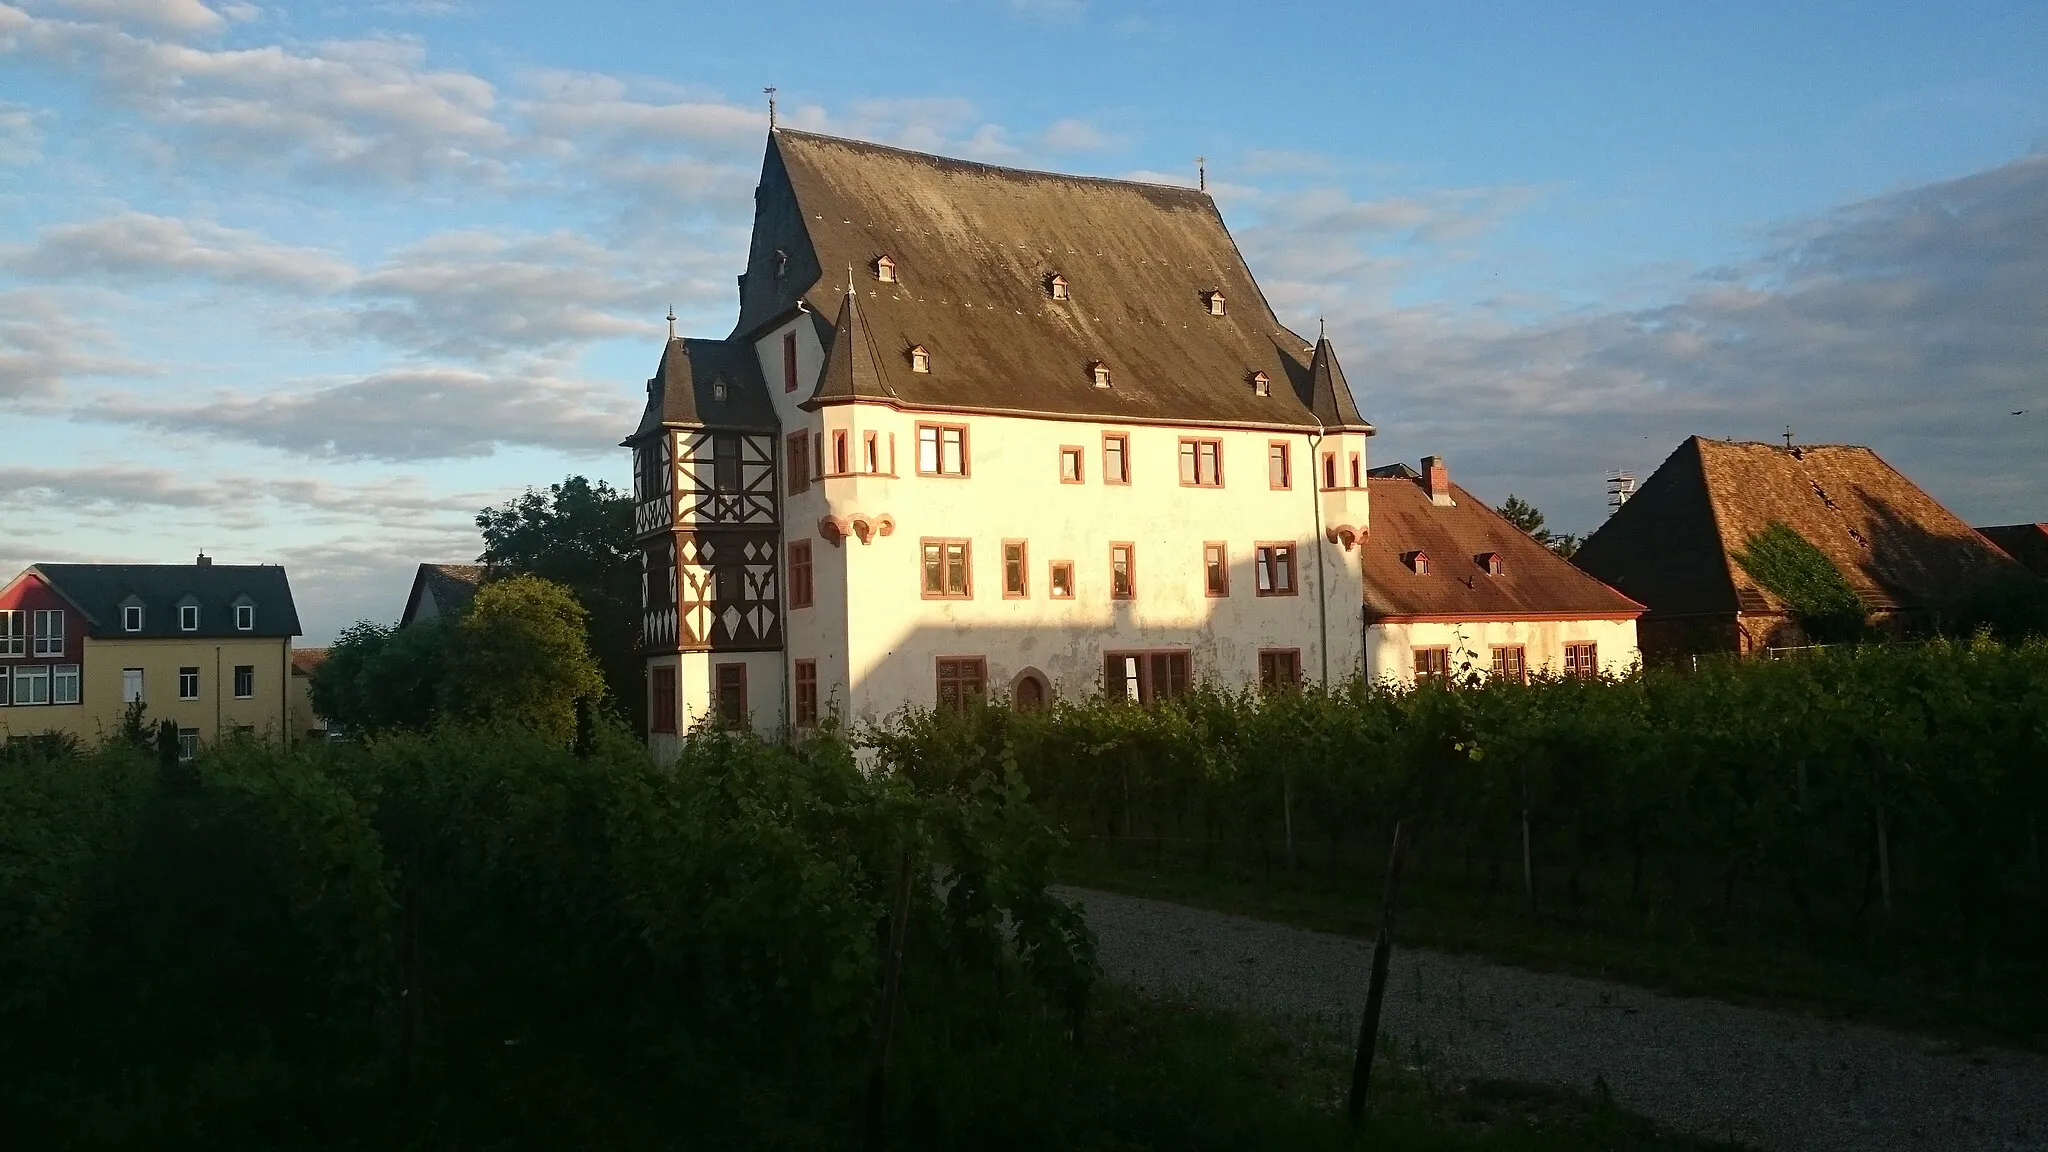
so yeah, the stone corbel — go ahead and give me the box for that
[819,513,895,546]
[1326,523,1362,551]
[818,516,849,546]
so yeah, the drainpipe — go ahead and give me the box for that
[214,644,222,740]
[1308,418,1331,688]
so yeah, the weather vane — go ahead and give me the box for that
[765,86,777,131]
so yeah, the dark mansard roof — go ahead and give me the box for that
[28,562,301,638]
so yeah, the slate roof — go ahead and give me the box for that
[400,563,485,625]
[1978,523,2048,578]
[627,336,780,441]
[730,128,1371,431]
[31,563,301,638]
[1573,437,2026,617]
[1361,475,1644,621]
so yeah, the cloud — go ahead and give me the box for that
[0,464,487,520]
[0,290,154,402]
[1005,0,1084,20]
[1337,152,2048,530]
[34,0,225,35]
[1039,117,1116,153]
[0,100,43,163]
[3,211,356,290]
[85,362,639,461]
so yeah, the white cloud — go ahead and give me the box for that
[3,211,356,290]
[0,290,154,402]
[1039,117,1115,153]
[33,0,225,35]
[0,100,43,163]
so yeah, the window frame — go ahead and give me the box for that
[915,423,970,477]
[785,431,811,494]
[1178,438,1224,487]
[178,604,199,632]
[52,664,80,705]
[1267,440,1291,490]
[1101,432,1130,485]
[1490,645,1528,684]
[1104,649,1192,705]
[178,665,200,700]
[235,603,254,631]
[1109,542,1136,601]
[32,609,63,656]
[793,659,819,727]
[1349,452,1363,488]
[831,430,850,475]
[1413,647,1450,680]
[782,331,798,392]
[1048,560,1075,600]
[13,664,50,705]
[0,610,21,656]
[123,605,143,633]
[1563,642,1599,679]
[122,668,143,703]
[1002,539,1029,599]
[1258,648,1302,691]
[935,656,988,715]
[176,729,199,763]
[1058,445,1085,485]
[233,664,255,699]
[649,665,678,734]
[920,538,973,600]
[713,434,743,493]
[787,539,814,609]
[1203,541,1229,598]
[1254,542,1299,597]
[713,662,748,726]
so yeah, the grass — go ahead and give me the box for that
[1059,838,2048,1052]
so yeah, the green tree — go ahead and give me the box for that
[476,477,640,732]
[441,575,605,744]
[310,618,453,738]
[1499,494,1582,558]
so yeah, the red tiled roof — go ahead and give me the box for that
[290,647,328,675]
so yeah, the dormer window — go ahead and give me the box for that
[1203,290,1226,316]
[1047,273,1068,300]
[1249,370,1270,397]
[122,602,144,632]
[712,378,728,402]
[179,603,200,631]
[1405,551,1431,576]
[1089,361,1111,388]
[1479,552,1503,576]
[236,603,255,630]
[874,254,896,283]
[908,344,930,373]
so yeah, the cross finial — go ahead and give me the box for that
[764,86,778,131]
[1318,315,1326,341]
[1196,155,1206,193]
[665,304,675,340]
[1783,425,1794,448]
[847,264,855,295]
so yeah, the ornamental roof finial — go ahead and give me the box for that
[666,304,675,340]
[764,86,778,131]
[1196,154,1206,193]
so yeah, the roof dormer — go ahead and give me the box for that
[1404,550,1431,575]
[232,593,257,631]
[1478,552,1503,576]
[874,254,896,283]
[1202,289,1226,316]
[908,344,930,373]
[176,594,201,631]
[1088,360,1111,388]
[1249,369,1270,397]
[1047,272,1068,300]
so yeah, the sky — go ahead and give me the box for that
[2,0,2044,644]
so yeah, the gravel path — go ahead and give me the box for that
[1059,886,2048,1152]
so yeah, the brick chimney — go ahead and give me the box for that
[1421,456,1454,507]
[196,552,212,567]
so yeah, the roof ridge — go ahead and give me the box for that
[774,127,1213,198]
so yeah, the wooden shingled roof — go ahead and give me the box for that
[731,129,1370,432]
[1573,437,2027,617]
[1362,475,1644,621]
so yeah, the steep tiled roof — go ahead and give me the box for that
[1978,523,2048,578]
[733,129,1372,432]
[32,562,301,638]
[400,563,485,625]
[627,336,778,441]
[291,647,328,676]
[1574,437,2026,617]
[1362,476,1643,621]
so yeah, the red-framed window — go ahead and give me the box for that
[936,657,987,714]
[1109,543,1135,600]
[1104,650,1191,704]
[650,665,678,734]
[793,659,818,726]
[1564,643,1599,679]
[786,431,810,494]
[1102,433,1130,484]
[921,539,972,599]
[1490,646,1528,683]
[1003,540,1029,598]
[1258,649,1301,690]
[1414,647,1450,680]
[916,423,969,476]
[1268,441,1291,489]
[1049,561,1074,599]
[1178,438,1222,487]
[1059,446,1085,484]
[1254,543,1297,596]
[1204,542,1228,597]
[782,331,798,392]
[714,662,747,725]
[787,540,814,609]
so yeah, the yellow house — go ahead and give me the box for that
[0,558,302,754]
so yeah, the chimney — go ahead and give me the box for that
[196,552,212,567]
[1421,456,1454,507]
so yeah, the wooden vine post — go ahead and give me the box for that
[1348,819,1410,1125]
[864,849,917,1152]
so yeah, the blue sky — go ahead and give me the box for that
[3,0,2044,643]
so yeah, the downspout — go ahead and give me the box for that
[1308,418,1330,688]
[214,644,222,740]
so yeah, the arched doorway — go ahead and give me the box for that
[1011,669,1050,712]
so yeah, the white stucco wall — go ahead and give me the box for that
[1364,618,1640,685]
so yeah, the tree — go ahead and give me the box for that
[476,477,641,732]
[1499,494,1582,559]
[441,575,606,745]
[311,618,454,738]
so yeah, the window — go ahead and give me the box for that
[1003,540,1028,598]
[33,610,63,656]
[53,664,80,704]
[177,729,200,763]
[782,331,798,392]
[1013,673,1048,711]
[814,433,825,479]
[123,605,143,632]
[1413,648,1450,680]
[1480,552,1504,576]
[0,667,7,706]
[916,424,968,476]
[122,668,143,703]
[908,345,929,373]
[179,604,199,631]
[1102,433,1130,484]
[1179,439,1223,487]
[921,539,972,599]
[1490,646,1528,683]
[710,435,741,492]
[875,254,896,282]
[1564,643,1599,679]
[1090,361,1111,388]
[14,665,49,705]
[1105,651,1191,704]
[936,657,987,714]
[1204,290,1226,316]
[1250,370,1270,397]
[1322,453,1338,490]
[1406,551,1431,576]
[650,666,677,735]
[1268,442,1291,489]
[1255,543,1297,596]
[233,665,254,699]
[786,431,811,494]
[831,431,849,474]
[1109,543,1135,600]
[1047,273,1068,300]
[1204,542,1229,597]
[1350,453,1362,488]
[1258,649,1301,691]
[0,610,22,655]
[1049,561,1074,600]
[714,663,748,725]
[235,603,254,631]
[793,660,818,727]
[864,431,881,473]
[1059,446,1084,484]
[787,540,814,609]
[179,666,200,700]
